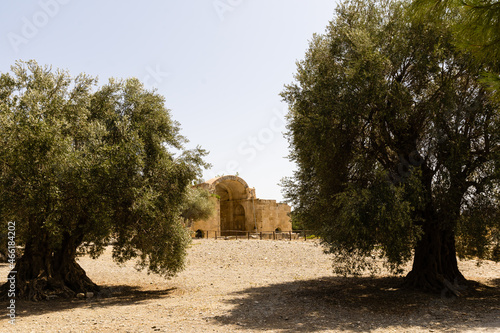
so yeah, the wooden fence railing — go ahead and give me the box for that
[193,230,313,241]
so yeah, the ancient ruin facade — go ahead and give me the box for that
[191,175,291,237]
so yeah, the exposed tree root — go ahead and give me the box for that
[1,250,99,301]
[403,269,467,297]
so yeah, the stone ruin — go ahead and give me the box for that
[191,175,292,237]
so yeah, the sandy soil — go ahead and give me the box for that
[0,238,499,333]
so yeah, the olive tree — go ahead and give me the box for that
[0,61,208,300]
[281,0,500,294]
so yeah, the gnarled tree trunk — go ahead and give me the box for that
[1,232,99,301]
[404,223,466,296]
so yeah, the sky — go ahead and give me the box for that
[0,0,339,202]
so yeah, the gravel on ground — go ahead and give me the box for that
[1,239,499,332]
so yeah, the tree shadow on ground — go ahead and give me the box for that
[12,285,177,318]
[213,276,500,332]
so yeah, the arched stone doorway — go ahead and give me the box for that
[212,176,251,236]
[233,204,245,231]
[217,185,232,233]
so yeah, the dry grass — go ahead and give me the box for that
[1,239,499,332]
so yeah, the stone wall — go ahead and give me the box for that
[191,196,220,237]
[254,200,292,232]
[191,175,291,237]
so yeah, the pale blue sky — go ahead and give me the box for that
[0,0,338,201]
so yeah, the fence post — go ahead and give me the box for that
[247,232,250,240]
[289,231,292,241]
[260,232,262,240]
[304,230,307,241]
[215,231,217,240]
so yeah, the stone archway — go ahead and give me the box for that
[210,176,251,236]
[191,175,292,237]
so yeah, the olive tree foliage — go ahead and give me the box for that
[281,0,500,291]
[0,61,208,300]
[412,0,500,101]
[181,187,216,228]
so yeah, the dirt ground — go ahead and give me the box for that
[0,239,499,333]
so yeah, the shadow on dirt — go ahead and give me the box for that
[11,285,176,318]
[213,276,500,332]
[7,275,500,332]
